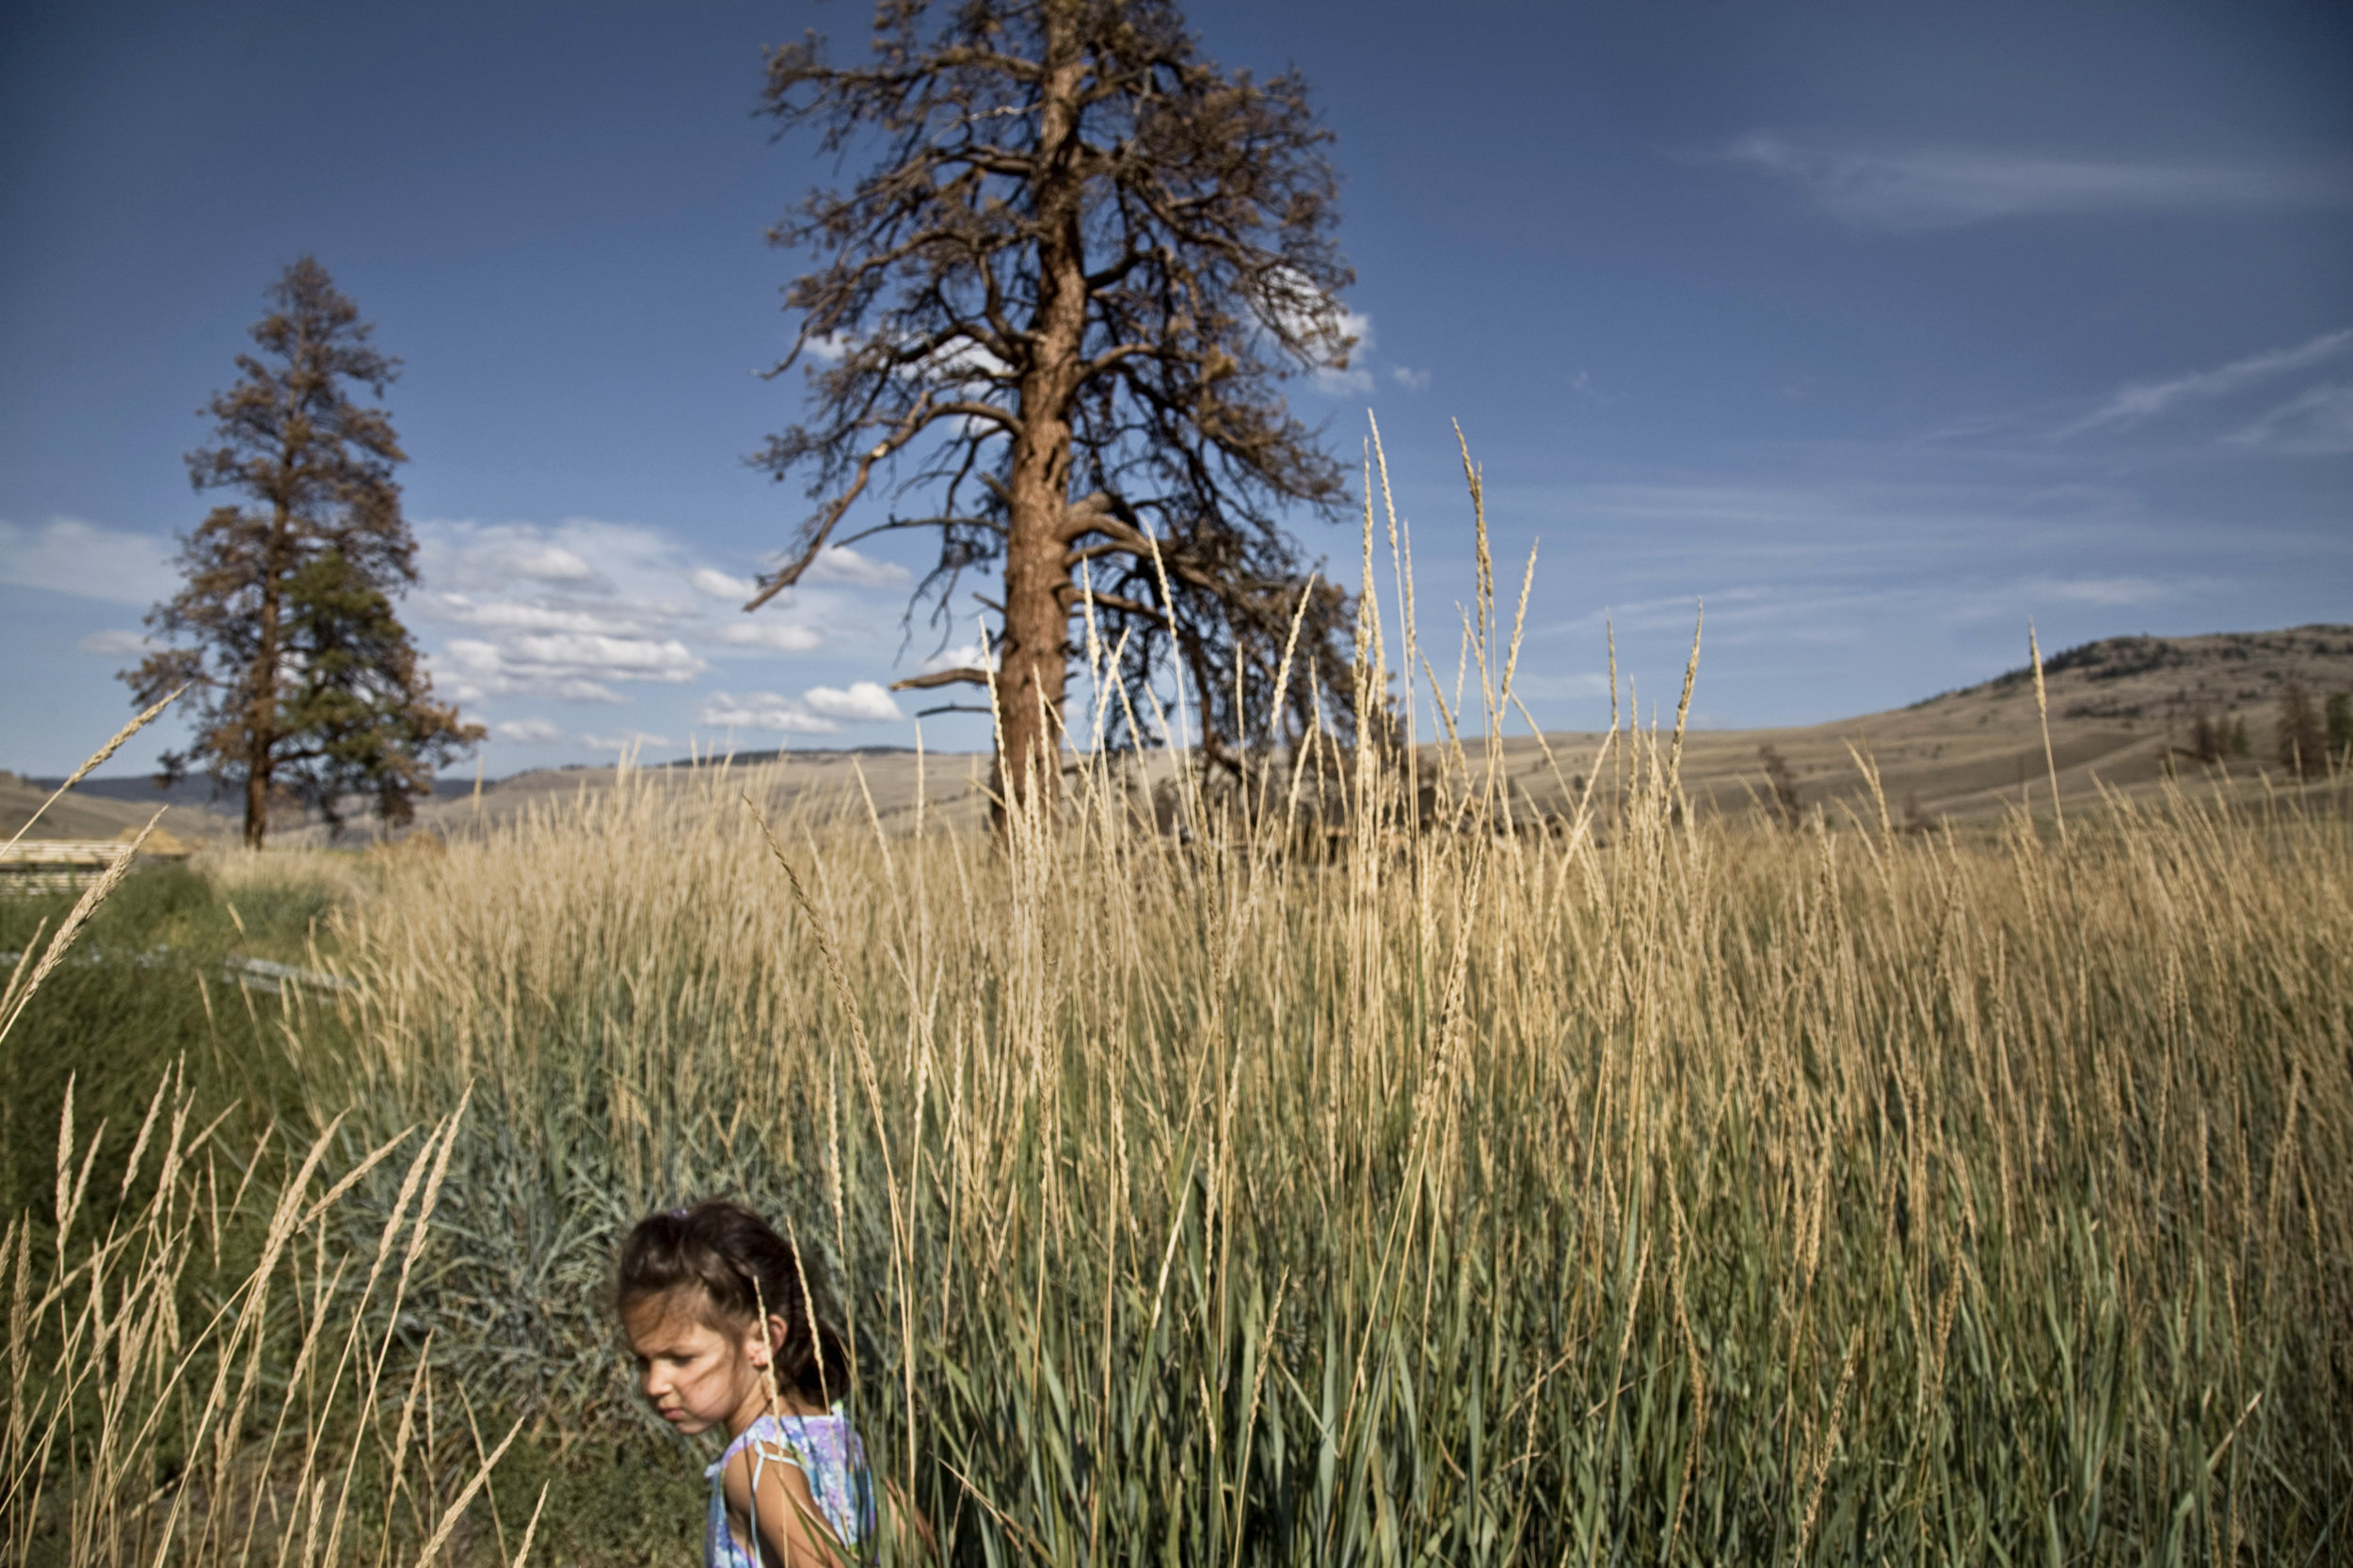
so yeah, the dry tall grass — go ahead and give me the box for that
[3,699,527,1568]
[8,451,2348,1563]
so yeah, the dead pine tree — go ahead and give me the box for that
[744,0,1363,814]
[125,257,481,846]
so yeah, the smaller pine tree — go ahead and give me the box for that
[2275,682,2326,780]
[1757,744,1802,828]
[127,257,481,844]
[2185,706,2223,764]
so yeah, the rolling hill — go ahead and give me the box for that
[9,625,2346,845]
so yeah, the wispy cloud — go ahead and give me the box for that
[2225,382,2353,456]
[492,717,561,744]
[714,619,824,653]
[1313,362,1375,396]
[1999,575,2175,610]
[1541,575,2188,650]
[800,545,911,589]
[700,547,904,616]
[0,517,178,605]
[76,628,153,656]
[1725,133,2353,231]
[2059,328,2353,437]
[920,638,998,675]
[1388,365,1431,392]
[697,680,904,734]
[1569,369,1622,407]
[692,567,757,600]
[418,520,709,703]
[579,729,672,754]
[440,632,701,704]
[696,692,841,734]
[413,517,889,704]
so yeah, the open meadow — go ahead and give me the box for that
[5,539,2350,1566]
[7,0,2349,1561]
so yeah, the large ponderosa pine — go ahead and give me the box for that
[126,257,480,846]
[749,0,1362,807]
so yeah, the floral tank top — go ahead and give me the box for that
[704,1405,875,1567]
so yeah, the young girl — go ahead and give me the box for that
[618,1202,876,1567]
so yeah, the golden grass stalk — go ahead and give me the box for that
[2,685,184,856]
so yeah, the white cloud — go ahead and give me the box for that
[0,517,178,606]
[425,595,657,635]
[493,717,562,744]
[1313,364,1376,396]
[412,516,874,702]
[421,520,652,595]
[704,547,904,600]
[924,335,1013,389]
[1307,308,1378,394]
[921,639,998,675]
[693,567,758,600]
[77,629,153,656]
[2060,328,2353,437]
[801,545,910,588]
[2225,382,2353,456]
[1725,134,2353,232]
[696,691,841,734]
[497,632,701,680]
[802,680,904,723]
[504,543,597,584]
[1257,266,1371,394]
[579,730,673,754]
[697,680,904,733]
[1569,369,1622,406]
[436,631,701,705]
[716,619,825,652]
[1388,365,1431,391]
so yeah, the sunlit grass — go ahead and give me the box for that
[5,451,2348,1563]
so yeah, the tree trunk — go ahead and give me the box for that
[244,498,292,848]
[994,8,1089,818]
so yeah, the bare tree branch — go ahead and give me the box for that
[750,0,1369,804]
[891,666,994,691]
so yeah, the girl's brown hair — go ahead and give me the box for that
[617,1201,851,1406]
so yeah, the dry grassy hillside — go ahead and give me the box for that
[22,624,2346,848]
[383,623,2352,841]
[1473,623,2353,829]
[0,770,233,844]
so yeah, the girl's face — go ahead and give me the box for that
[621,1291,775,1439]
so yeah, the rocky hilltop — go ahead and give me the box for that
[1926,625,2353,723]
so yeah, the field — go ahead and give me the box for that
[5,507,2350,1565]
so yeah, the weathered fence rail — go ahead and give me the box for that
[0,836,193,894]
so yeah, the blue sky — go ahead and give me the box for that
[4,0,2348,776]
